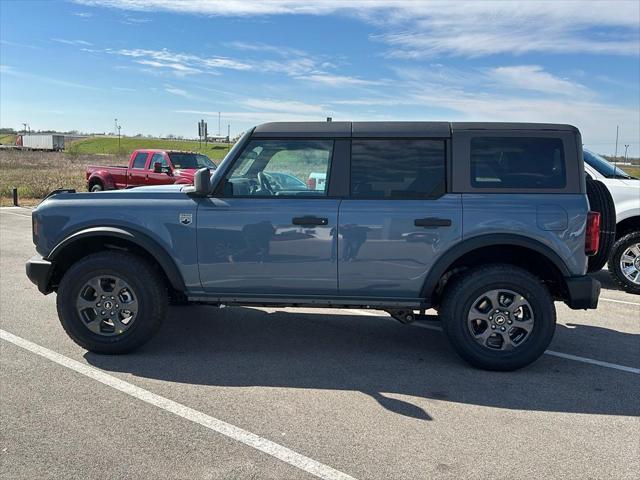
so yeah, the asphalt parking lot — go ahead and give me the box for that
[1,206,638,480]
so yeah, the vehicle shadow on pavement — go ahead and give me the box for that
[590,269,624,292]
[84,306,639,421]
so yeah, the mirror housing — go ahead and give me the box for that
[191,167,211,195]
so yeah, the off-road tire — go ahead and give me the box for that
[586,179,616,272]
[56,251,167,353]
[440,264,556,371]
[607,232,640,294]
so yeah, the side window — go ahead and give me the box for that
[224,139,333,197]
[149,153,169,169]
[470,137,566,188]
[132,152,148,169]
[350,139,445,199]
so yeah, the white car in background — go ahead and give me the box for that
[306,172,327,191]
[584,149,640,294]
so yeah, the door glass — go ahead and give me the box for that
[351,139,446,199]
[149,153,169,170]
[132,152,148,169]
[225,140,333,197]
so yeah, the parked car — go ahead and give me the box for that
[306,172,327,191]
[86,149,216,191]
[27,122,604,371]
[584,149,640,293]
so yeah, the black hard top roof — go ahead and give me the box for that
[252,121,577,138]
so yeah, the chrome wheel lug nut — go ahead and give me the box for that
[101,295,105,299]
[96,303,101,307]
[500,326,506,331]
[100,310,106,315]
[508,320,512,324]
[491,325,496,330]
[110,311,115,316]
[115,304,119,308]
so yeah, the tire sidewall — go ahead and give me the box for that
[609,232,640,294]
[57,253,164,353]
[443,269,556,370]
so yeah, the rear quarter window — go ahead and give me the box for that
[132,152,148,169]
[470,137,566,189]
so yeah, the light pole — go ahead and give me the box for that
[624,144,630,163]
[114,118,122,151]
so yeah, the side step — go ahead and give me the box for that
[385,309,439,324]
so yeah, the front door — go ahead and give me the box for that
[338,138,462,298]
[197,138,338,295]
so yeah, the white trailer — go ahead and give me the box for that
[20,134,65,151]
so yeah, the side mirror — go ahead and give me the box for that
[193,167,211,195]
[153,162,162,173]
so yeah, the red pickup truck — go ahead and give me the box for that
[86,149,216,191]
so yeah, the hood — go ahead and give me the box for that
[173,169,197,182]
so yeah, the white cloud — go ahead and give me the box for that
[164,86,197,99]
[486,65,590,97]
[51,38,93,46]
[300,73,382,87]
[241,99,327,114]
[75,1,640,57]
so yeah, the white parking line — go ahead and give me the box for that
[349,309,640,375]
[600,297,640,306]
[0,210,32,218]
[544,350,640,374]
[0,329,357,480]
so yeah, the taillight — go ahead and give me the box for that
[585,211,600,256]
[307,177,316,190]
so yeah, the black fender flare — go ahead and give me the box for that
[48,226,186,292]
[420,233,571,298]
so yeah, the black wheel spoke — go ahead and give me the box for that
[466,288,534,352]
[76,275,137,337]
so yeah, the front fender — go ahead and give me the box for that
[48,226,186,292]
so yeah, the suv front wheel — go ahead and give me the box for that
[56,251,167,353]
[440,264,556,371]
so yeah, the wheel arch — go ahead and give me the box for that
[47,226,186,293]
[422,234,571,306]
[615,215,640,239]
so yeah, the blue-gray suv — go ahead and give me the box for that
[26,122,602,371]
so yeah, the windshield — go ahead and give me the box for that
[168,153,215,170]
[584,150,633,179]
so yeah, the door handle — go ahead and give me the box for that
[292,216,328,226]
[414,217,452,228]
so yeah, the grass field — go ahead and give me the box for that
[0,134,16,145]
[621,165,640,178]
[67,136,230,159]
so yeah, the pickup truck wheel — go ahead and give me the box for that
[440,264,556,371]
[607,232,640,294]
[90,183,103,192]
[56,251,167,353]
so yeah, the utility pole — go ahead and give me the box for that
[114,119,121,151]
[624,144,630,163]
[218,112,221,136]
[227,123,230,142]
[614,125,619,159]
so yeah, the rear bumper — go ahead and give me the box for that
[26,255,53,295]
[564,275,600,310]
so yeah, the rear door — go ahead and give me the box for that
[338,136,462,298]
[128,151,150,187]
[197,138,340,295]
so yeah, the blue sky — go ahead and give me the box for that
[1,0,639,155]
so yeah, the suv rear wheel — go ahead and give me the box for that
[607,232,640,294]
[56,251,167,353]
[440,264,556,371]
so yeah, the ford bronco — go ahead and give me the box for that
[26,122,602,370]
